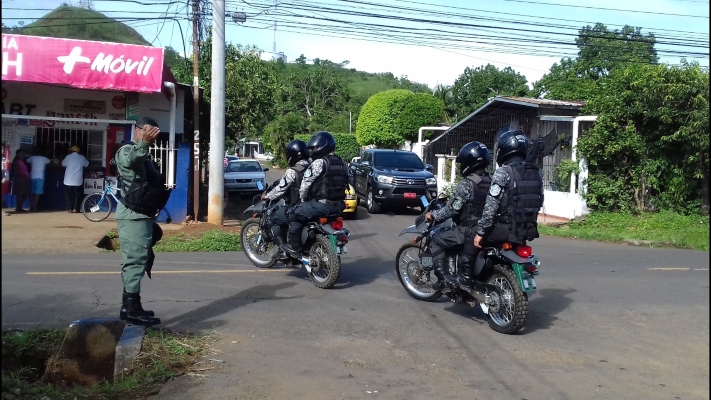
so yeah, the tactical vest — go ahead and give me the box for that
[117,141,172,216]
[497,161,543,242]
[459,172,491,227]
[287,163,307,206]
[309,154,348,201]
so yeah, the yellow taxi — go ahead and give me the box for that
[343,183,358,219]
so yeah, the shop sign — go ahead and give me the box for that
[64,99,106,114]
[2,34,164,92]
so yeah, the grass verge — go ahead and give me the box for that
[539,211,710,251]
[153,229,242,252]
[2,327,215,400]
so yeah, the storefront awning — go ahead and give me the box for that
[2,34,164,93]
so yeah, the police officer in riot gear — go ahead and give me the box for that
[425,141,491,289]
[474,130,544,249]
[263,139,310,260]
[285,131,348,258]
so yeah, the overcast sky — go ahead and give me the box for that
[3,0,708,88]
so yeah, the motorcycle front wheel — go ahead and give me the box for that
[395,242,442,302]
[483,264,529,334]
[306,234,341,289]
[241,218,277,268]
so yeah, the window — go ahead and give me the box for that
[373,152,424,170]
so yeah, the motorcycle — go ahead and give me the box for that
[395,194,540,334]
[240,181,350,289]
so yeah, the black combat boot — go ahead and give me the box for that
[121,292,161,326]
[120,289,154,319]
[433,260,452,290]
[457,267,472,288]
[271,235,289,261]
[284,232,302,259]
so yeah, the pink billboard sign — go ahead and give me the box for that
[2,34,164,93]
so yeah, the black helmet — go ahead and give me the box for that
[496,130,528,165]
[456,141,490,177]
[307,131,336,160]
[285,139,308,167]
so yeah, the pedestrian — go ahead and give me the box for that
[26,148,51,212]
[115,117,170,326]
[62,145,89,213]
[10,149,31,213]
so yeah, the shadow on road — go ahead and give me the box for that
[334,257,393,289]
[161,282,299,333]
[520,287,576,334]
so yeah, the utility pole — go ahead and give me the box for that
[191,0,201,222]
[208,0,225,225]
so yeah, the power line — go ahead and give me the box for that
[496,0,709,18]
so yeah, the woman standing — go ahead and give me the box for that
[10,149,31,212]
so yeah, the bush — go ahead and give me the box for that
[355,89,444,147]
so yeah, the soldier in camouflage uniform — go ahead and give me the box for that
[474,130,544,249]
[425,141,491,289]
[115,117,164,326]
[263,140,310,261]
[284,131,348,258]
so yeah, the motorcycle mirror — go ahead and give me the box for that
[420,195,429,208]
[256,181,264,191]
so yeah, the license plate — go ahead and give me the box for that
[90,205,100,212]
[404,192,416,199]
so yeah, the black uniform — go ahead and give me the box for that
[266,159,310,241]
[287,154,348,254]
[476,156,544,244]
[429,171,491,282]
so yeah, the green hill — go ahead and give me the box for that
[6,5,150,45]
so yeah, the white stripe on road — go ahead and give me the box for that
[27,269,288,275]
[646,268,708,271]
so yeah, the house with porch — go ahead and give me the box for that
[422,96,597,220]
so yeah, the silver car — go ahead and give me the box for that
[224,160,268,194]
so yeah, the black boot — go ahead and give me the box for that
[120,290,154,319]
[457,268,472,288]
[433,260,452,290]
[121,292,160,326]
[284,232,302,259]
[271,235,289,261]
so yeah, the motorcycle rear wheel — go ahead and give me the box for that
[241,218,277,268]
[306,234,341,289]
[483,264,528,334]
[395,242,442,302]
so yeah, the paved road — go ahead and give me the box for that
[2,171,709,399]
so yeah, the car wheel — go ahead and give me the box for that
[367,187,381,214]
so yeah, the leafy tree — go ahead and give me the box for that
[451,64,528,117]
[283,61,349,122]
[264,112,310,167]
[532,23,658,100]
[295,133,361,162]
[197,31,280,143]
[356,89,444,147]
[433,84,456,123]
[578,61,709,215]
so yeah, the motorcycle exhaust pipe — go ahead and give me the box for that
[531,256,541,268]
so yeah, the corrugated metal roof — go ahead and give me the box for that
[496,96,586,107]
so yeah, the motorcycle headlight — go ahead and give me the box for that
[426,177,437,186]
[376,174,393,184]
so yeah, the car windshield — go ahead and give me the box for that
[228,161,262,173]
[373,153,424,170]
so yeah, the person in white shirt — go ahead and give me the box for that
[62,145,89,213]
[26,148,51,212]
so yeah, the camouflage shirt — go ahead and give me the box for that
[431,178,475,222]
[475,164,544,237]
[299,157,327,202]
[265,159,310,201]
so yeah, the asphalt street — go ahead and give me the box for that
[2,168,709,399]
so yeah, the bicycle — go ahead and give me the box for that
[81,179,121,222]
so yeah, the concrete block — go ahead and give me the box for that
[43,318,125,386]
[114,324,146,380]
